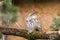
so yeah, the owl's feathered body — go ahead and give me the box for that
[26,12,42,34]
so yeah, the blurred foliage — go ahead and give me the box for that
[0,32,2,38]
[10,15,18,23]
[3,0,12,8]
[50,18,60,31]
[0,0,19,39]
[9,6,18,13]
[50,13,60,40]
[1,0,19,23]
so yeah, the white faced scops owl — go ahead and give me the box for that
[26,12,42,34]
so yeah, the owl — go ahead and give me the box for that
[26,12,42,34]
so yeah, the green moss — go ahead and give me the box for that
[27,32,49,40]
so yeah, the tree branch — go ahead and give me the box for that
[0,27,49,39]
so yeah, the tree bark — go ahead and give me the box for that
[0,27,49,39]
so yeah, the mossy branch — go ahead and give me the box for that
[0,27,49,39]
